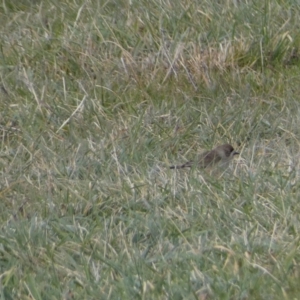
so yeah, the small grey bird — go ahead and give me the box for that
[170,144,239,169]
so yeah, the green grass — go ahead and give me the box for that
[0,0,300,299]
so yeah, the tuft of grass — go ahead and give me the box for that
[0,0,300,298]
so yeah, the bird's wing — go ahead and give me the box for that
[199,150,221,167]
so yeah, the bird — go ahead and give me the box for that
[170,144,239,169]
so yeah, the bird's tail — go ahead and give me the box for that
[170,161,193,169]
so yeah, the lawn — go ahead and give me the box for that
[0,0,300,299]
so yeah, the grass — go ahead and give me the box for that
[0,0,300,299]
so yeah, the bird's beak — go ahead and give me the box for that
[233,151,239,156]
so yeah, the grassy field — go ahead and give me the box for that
[1,0,300,299]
